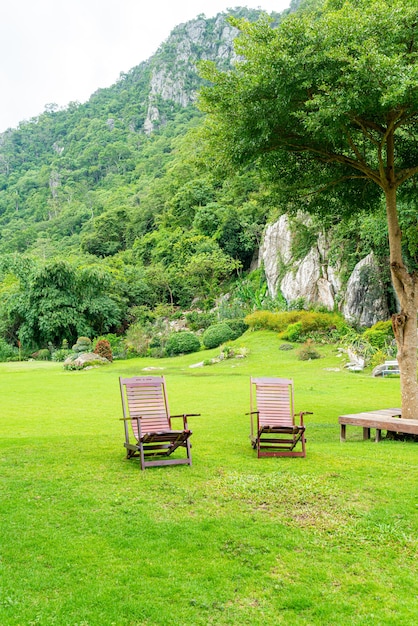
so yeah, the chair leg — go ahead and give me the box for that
[186,438,192,466]
[301,432,306,457]
[139,443,146,471]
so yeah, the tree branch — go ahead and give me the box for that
[281,141,384,186]
[396,165,418,186]
[301,174,370,197]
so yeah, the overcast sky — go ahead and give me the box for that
[0,1,290,133]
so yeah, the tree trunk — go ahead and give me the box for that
[385,185,418,419]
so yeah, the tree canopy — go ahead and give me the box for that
[199,0,418,417]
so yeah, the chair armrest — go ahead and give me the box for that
[169,413,200,430]
[119,416,143,420]
[246,411,259,415]
[294,411,312,426]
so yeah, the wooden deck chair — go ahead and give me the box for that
[119,376,199,470]
[249,377,311,458]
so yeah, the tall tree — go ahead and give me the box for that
[3,260,122,347]
[199,0,418,418]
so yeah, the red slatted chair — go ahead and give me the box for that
[249,377,311,458]
[119,376,199,470]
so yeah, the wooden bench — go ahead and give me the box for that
[339,408,418,442]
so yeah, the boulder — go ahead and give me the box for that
[342,253,390,327]
[63,352,110,368]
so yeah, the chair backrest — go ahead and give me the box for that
[250,377,295,428]
[120,376,171,437]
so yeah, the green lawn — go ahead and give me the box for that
[1,331,417,625]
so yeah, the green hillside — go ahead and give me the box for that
[0,0,413,354]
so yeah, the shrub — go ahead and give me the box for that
[225,319,248,340]
[94,339,113,362]
[0,338,18,362]
[297,340,321,361]
[185,310,217,331]
[281,322,303,342]
[369,320,394,333]
[245,309,343,336]
[362,329,389,350]
[202,323,235,349]
[363,321,394,349]
[72,337,92,353]
[279,343,294,351]
[298,311,341,333]
[51,349,73,362]
[94,334,125,359]
[370,350,387,369]
[124,324,151,357]
[36,349,51,361]
[288,297,307,311]
[165,332,201,356]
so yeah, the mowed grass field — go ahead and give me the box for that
[0,330,417,625]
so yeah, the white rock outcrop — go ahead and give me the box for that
[259,215,340,310]
[342,253,390,326]
[258,215,390,325]
[143,15,239,133]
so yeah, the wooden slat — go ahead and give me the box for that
[123,378,171,437]
[254,380,294,428]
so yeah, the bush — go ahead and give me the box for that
[185,310,217,331]
[281,322,303,342]
[51,349,73,362]
[297,340,321,361]
[363,320,394,349]
[245,310,303,332]
[245,309,342,336]
[94,339,113,362]
[0,338,18,362]
[94,334,125,359]
[124,324,151,358]
[165,332,201,356]
[202,323,235,349]
[36,349,51,361]
[224,319,248,340]
[362,329,389,349]
[370,349,387,369]
[72,337,92,353]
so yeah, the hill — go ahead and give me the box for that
[0,1,395,351]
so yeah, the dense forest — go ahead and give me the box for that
[0,0,413,359]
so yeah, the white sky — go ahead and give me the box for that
[0,1,290,133]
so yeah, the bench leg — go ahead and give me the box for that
[363,427,370,440]
[375,429,382,442]
[340,424,346,442]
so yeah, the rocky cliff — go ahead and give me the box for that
[258,215,391,326]
[143,14,240,133]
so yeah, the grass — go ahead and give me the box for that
[0,331,417,625]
